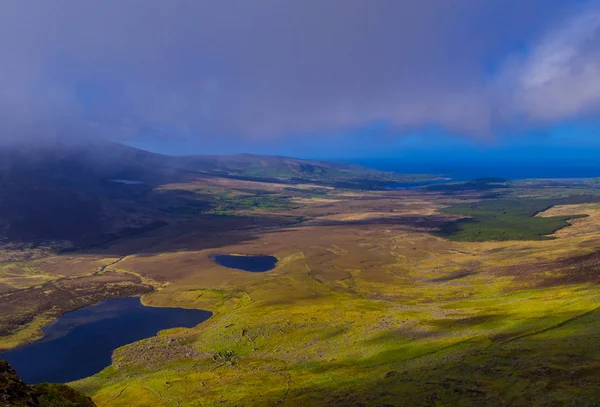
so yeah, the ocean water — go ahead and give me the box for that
[357,160,600,181]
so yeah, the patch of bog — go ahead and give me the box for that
[211,254,278,272]
[0,297,211,384]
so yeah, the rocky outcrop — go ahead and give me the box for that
[0,360,95,407]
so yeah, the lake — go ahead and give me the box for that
[0,297,211,384]
[109,179,144,185]
[211,254,278,272]
[385,179,453,190]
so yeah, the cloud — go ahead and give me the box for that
[503,3,600,124]
[0,0,597,144]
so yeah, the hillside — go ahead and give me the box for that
[0,360,95,407]
[0,141,423,252]
[0,141,418,186]
[176,153,410,186]
[2,145,600,405]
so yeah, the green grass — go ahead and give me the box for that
[74,275,600,406]
[9,177,600,406]
[438,196,597,241]
[282,187,330,197]
[214,193,292,214]
[33,383,96,407]
[425,178,509,194]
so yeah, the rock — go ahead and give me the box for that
[0,360,38,407]
[0,360,96,407]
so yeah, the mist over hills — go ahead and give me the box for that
[0,140,415,252]
[0,140,393,184]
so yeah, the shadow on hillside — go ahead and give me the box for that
[304,214,454,229]
[242,307,600,406]
[95,213,296,257]
[0,175,462,259]
[94,213,458,258]
[0,178,298,258]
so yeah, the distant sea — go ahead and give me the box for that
[355,160,600,181]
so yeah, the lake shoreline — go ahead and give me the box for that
[0,297,212,384]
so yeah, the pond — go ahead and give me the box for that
[385,178,453,190]
[109,179,144,185]
[211,254,278,272]
[0,297,211,384]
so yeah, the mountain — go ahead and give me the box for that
[176,153,394,183]
[0,140,421,252]
[1,140,418,186]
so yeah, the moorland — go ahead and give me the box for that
[1,142,600,406]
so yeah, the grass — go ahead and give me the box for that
[66,196,600,406]
[214,193,291,214]
[4,177,600,406]
[75,276,600,406]
[32,383,96,407]
[425,178,509,194]
[438,196,596,241]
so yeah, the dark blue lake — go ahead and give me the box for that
[212,254,278,272]
[0,297,211,384]
[109,179,144,185]
[385,179,453,190]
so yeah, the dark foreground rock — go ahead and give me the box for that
[0,360,95,407]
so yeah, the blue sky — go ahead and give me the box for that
[2,0,600,165]
[128,122,600,163]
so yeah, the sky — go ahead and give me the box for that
[2,0,600,161]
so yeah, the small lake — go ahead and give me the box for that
[385,179,453,190]
[110,179,144,185]
[0,297,211,384]
[211,254,278,272]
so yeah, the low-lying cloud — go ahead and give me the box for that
[0,0,599,144]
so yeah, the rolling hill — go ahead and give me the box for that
[0,140,423,252]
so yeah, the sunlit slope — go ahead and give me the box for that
[73,202,600,406]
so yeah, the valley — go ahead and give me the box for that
[4,2,600,406]
[1,144,600,406]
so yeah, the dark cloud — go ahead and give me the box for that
[0,0,598,144]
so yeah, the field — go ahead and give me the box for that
[2,169,600,406]
[438,195,597,241]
